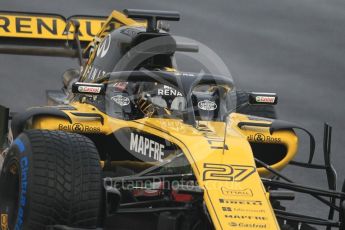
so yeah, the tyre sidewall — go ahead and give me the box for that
[0,133,33,230]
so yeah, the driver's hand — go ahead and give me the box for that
[138,96,155,117]
[137,95,171,117]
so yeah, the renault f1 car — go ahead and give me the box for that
[0,9,344,230]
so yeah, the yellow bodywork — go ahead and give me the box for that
[31,102,298,230]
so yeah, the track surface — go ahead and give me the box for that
[1,0,345,225]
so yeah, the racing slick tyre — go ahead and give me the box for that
[235,90,277,119]
[0,130,102,230]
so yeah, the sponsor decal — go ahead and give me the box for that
[15,156,29,230]
[120,28,139,37]
[0,13,108,41]
[158,120,184,131]
[113,82,128,91]
[174,72,195,77]
[111,95,130,106]
[77,85,101,94]
[157,85,183,96]
[96,34,111,58]
[198,100,217,111]
[233,207,266,213]
[130,133,165,162]
[224,214,267,221]
[58,123,100,133]
[202,132,228,150]
[85,66,107,81]
[253,133,265,142]
[228,222,268,229]
[202,163,255,182]
[247,133,281,143]
[14,139,25,153]
[222,207,232,212]
[219,199,263,206]
[255,96,276,104]
[221,187,253,197]
[1,214,8,230]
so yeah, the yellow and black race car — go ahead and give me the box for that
[0,9,343,230]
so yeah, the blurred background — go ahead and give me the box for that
[1,0,345,224]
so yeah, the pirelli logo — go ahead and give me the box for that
[0,12,117,41]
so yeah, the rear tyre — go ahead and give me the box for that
[235,90,277,119]
[0,130,102,230]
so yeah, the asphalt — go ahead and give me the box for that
[1,0,345,226]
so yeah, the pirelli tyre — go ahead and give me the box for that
[235,90,277,119]
[0,130,102,230]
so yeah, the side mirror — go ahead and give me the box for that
[62,69,80,89]
[249,92,278,105]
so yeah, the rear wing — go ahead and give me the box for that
[0,11,139,59]
[0,10,197,63]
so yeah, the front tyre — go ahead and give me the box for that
[0,130,102,230]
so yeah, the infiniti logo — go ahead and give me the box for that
[96,34,111,58]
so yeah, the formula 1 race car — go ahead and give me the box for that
[0,9,344,230]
